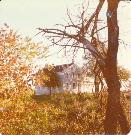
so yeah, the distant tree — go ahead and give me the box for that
[46,67,61,95]
[118,66,130,81]
[36,65,61,95]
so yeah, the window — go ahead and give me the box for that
[66,83,69,89]
[73,83,76,89]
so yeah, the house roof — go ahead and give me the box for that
[54,63,73,72]
[34,63,74,77]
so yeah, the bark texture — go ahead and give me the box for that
[104,0,130,134]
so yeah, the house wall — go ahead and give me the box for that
[33,63,95,95]
[56,64,95,93]
[59,64,81,93]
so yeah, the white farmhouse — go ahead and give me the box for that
[55,63,81,93]
[33,62,94,95]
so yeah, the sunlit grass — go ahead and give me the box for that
[0,90,130,135]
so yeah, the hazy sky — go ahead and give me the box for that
[0,0,84,36]
[0,0,131,69]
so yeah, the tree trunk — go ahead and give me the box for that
[94,76,100,92]
[104,0,130,134]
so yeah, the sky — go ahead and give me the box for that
[0,0,131,69]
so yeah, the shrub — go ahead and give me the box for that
[0,90,130,135]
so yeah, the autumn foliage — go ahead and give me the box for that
[0,24,48,98]
[0,91,130,135]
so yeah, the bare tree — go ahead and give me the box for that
[38,0,130,134]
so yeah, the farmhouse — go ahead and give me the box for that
[33,62,94,95]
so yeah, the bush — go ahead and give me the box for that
[0,90,130,134]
